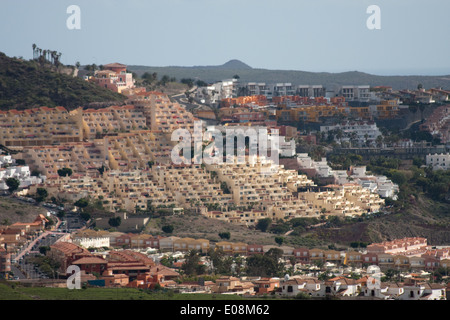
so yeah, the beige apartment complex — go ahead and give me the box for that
[5,91,385,225]
[0,106,82,147]
[127,91,196,134]
[202,157,384,226]
[73,105,147,139]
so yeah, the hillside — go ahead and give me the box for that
[283,194,450,248]
[141,194,450,249]
[128,60,450,90]
[0,197,48,226]
[0,52,127,111]
[364,196,450,245]
[144,213,280,245]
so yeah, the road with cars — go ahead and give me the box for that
[3,196,86,280]
[11,231,66,280]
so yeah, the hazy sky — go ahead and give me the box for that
[1,0,449,75]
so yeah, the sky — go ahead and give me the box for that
[1,0,449,75]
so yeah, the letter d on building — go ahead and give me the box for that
[67,265,81,289]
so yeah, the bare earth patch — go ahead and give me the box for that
[0,197,48,225]
[144,214,277,245]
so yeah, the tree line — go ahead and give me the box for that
[32,44,62,67]
[179,247,285,278]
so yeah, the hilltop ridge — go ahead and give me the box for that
[0,52,127,111]
[128,60,450,90]
[218,59,252,70]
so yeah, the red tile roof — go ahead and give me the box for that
[72,256,107,265]
[104,63,127,68]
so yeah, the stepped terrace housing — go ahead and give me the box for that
[2,88,385,225]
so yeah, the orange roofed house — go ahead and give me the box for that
[253,278,280,295]
[93,63,135,93]
[367,237,428,256]
[104,250,155,281]
[0,214,49,252]
[127,265,180,289]
[10,214,49,233]
[48,242,91,274]
[211,276,255,295]
[72,256,108,275]
[47,243,164,286]
[0,245,11,276]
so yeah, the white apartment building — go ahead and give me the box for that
[273,83,295,97]
[375,176,399,199]
[278,138,296,157]
[267,130,296,157]
[204,125,295,158]
[0,155,14,166]
[333,170,351,184]
[297,154,333,177]
[350,166,399,200]
[297,85,326,98]
[296,155,398,200]
[398,283,446,300]
[247,82,271,97]
[221,79,238,99]
[320,121,382,147]
[72,236,110,249]
[297,153,315,169]
[426,153,450,171]
[338,85,371,102]
[196,85,221,104]
[71,229,111,249]
[0,160,45,190]
[195,79,239,103]
[242,83,324,99]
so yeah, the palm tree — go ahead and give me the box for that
[55,52,62,68]
[350,132,358,147]
[376,135,384,148]
[364,133,369,147]
[52,51,57,65]
[32,43,37,59]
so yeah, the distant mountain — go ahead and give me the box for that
[0,52,127,111]
[128,60,450,90]
[218,59,252,70]
[181,59,252,70]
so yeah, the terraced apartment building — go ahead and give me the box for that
[0,106,82,147]
[4,91,385,224]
